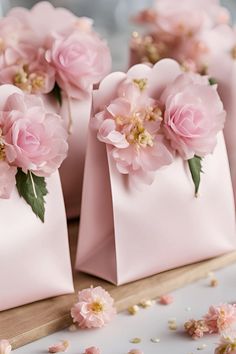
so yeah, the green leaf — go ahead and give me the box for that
[51,82,62,105]
[16,169,48,222]
[209,77,217,86]
[188,156,203,197]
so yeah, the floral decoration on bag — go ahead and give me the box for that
[0,2,111,100]
[93,59,225,194]
[130,0,231,74]
[0,84,68,221]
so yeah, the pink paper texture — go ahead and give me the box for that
[76,126,236,285]
[59,96,92,219]
[0,172,74,311]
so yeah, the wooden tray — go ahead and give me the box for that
[1,221,236,349]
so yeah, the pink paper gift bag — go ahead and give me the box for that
[76,61,236,285]
[76,129,236,285]
[0,172,74,311]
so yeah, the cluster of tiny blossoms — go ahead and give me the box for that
[184,303,236,340]
[93,59,225,186]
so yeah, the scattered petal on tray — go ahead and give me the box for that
[159,295,174,305]
[130,338,142,344]
[84,346,101,354]
[128,305,139,315]
[150,337,160,343]
[128,350,144,354]
[71,286,116,329]
[197,344,207,350]
[0,340,11,354]
[210,279,218,287]
[139,300,153,308]
[48,340,69,353]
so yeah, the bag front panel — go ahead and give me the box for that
[0,172,74,311]
[108,133,236,284]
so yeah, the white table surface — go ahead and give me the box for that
[13,262,236,354]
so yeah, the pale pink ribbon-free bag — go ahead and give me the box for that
[76,75,236,285]
[0,172,74,311]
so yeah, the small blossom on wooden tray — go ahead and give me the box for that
[84,346,101,354]
[48,340,69,353]
[128,305,139,315]
[159,295,174,305]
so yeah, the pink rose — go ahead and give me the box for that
[71,286,116,329]
[46,30,111,99]
[161,72,225,159]
[0,85,68,177]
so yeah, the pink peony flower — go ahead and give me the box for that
[71,286,116,329]
[0,340,11,354]
[204,304,236,334]
[0,161,17,199]
[161,72,225,159]
[0,85,68,177]
[93,65,174,184]
[84,347,101,354]
[215,333,236,354]
[46,29,111,99]
[48,340,69,353]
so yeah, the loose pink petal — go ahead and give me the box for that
[128,350,144,354]
[0,340,11,354]
[48,340,69,353]
[84,347,101,354]
[159,294,174,305]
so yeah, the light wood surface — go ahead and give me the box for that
[1,221,236,349]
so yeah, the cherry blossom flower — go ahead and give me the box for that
[204,304,236,333]
[71,286,116,329]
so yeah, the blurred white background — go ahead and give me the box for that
[0,0,235,70]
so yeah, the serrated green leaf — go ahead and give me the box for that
[51,82,62,106]
[188,155,203,197]
[209,77,217,86]
[16,169,48,222]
